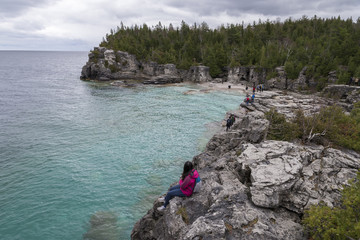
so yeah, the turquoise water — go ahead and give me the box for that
[0,51,243,240]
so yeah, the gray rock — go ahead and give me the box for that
[228,66,266,88]
[143,75,182,84]
[185,66,212,82]
[322,85,360,110]
[81,48,215,84]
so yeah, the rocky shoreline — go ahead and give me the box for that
[79,47,360,239]
[130,86,360,240]
[80,47,360,107]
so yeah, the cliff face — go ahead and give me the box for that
[80,47,211,84]
[81,48,341,91]
[227,66,266,86]
[131,90,360,240]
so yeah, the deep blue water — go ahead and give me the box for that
[0,51,243,240]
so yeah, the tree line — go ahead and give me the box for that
[99,16,360,85]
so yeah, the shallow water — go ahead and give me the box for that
[0,51,243,239]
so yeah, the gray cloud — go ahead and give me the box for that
[0,0,52,17]
[0,0,359,50]
[162,0,359,18]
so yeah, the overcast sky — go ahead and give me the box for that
[0,0,359,51]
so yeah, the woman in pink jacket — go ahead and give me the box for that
[157,161,199,211]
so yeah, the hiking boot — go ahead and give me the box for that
[157,206,166,211]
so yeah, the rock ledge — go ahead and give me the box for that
[131,90,360,240]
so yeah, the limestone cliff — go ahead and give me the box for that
[81,48,343,92]
[80,47,211,84]
[131,90,360,240]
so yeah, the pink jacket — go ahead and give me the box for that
[179,169,199,196]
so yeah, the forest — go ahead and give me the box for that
[99,16,360,85]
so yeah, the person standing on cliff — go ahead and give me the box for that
[157,161,199,211]
[230,114,235,126]
[226,115,232,131]
[245,94,250,105]
[349,77,353,86]
[355,78,359,86]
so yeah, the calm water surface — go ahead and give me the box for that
[0,51,243,239]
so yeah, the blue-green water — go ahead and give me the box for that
[0,51,243,240]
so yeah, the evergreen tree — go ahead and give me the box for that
[97,17,360,89]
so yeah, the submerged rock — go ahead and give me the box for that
[83,211,119,240]
[143,75,182,84]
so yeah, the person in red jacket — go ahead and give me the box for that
[157,161,199,211]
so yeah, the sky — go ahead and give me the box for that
[0,0,359,51]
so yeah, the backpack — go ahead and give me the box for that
[193,175,202,193]
[227,118,232,126]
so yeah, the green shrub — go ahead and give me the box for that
[265,108,300,141]
[337,70,350,84]
[266,70,278,80]
[176,207,189,224]
[316,77,328,91]
[303,171,360,240]
[265,105,360,151]
[285,61,303,80]
[108,64,118,73]
[319,105,360,151]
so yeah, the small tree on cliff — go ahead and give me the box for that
[303,171,360,240]
[265,104,360,152]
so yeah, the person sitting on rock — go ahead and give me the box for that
[157,161,199,211]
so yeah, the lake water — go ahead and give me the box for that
[0,51,243,239]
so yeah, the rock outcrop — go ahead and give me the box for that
[322,85,360,103]
[228,66,266,87]
[80,47,212,84]
[321,85,360,112]
[185,66,212,82]
[80,48,350,95]
[267,66,287,90]
[131,90,360,240]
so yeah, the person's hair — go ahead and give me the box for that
[181,161,193,180]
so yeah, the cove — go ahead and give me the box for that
[0,50,243,240]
